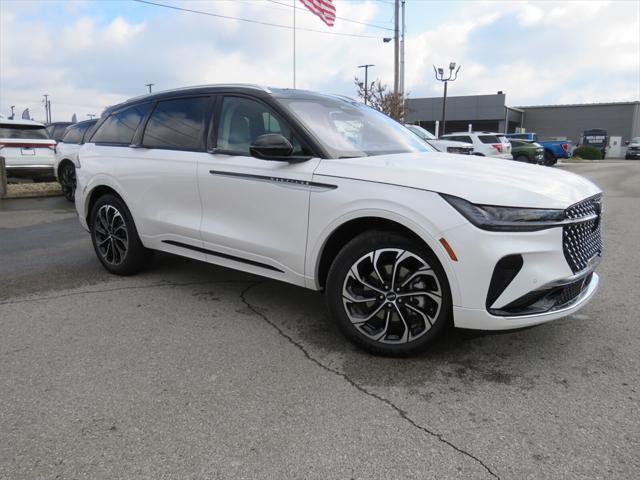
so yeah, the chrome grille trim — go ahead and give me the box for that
[562,195,603,273]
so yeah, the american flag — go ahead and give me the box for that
[299,0,336,27]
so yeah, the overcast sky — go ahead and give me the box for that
[1,0,639,122]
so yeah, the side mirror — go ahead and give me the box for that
[250,134,293,160]
[625,140,629,145]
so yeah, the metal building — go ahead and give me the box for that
[405,94,640,144]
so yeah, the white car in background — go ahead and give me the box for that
[0,119,56,181]
[441,131,513,159]
[405,124,474,154]
[54,119,97,201]
[75,85,602,356]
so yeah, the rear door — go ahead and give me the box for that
[123,96,212,252]
[196,94,320,283]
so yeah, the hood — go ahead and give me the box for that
[314,152,601,209]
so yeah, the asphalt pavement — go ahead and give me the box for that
[1,161,638,479]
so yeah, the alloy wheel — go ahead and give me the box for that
[60,164,76,200]
[342,248,442,344]
[94,205,129,266]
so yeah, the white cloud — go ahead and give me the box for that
[0,0,638,122]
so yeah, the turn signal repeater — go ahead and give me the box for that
[439,237,458,262]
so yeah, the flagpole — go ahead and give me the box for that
[293,0,296,88]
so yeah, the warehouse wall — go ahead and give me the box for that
[518,103,639,143]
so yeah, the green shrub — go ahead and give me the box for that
[572,145,603,160]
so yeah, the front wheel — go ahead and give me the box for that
[326,231,452,357]
[58,162,76,202]
[544,150,557,165]
[89,194,152,275]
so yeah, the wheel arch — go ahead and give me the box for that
[85,184,125,225]
[313,215,459,303]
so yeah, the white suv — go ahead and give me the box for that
[405,124,474,155]
[54,119,97,201]
[441,131,513,159]
[0,119,56,181]
[75,85,602,356]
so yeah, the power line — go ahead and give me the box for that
[132,0,384,39]
[264,0,394,31]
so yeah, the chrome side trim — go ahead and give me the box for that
[209,170,337,192]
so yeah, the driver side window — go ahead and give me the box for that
[216,96,307,156]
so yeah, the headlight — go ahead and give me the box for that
[440,194,566,231]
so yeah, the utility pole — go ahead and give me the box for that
[433,63,461,136]
[145,83,154,93]
[393,0,400,95]
[399,0,405,98]
[358,64,375,105]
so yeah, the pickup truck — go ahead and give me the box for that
[505,133,573,165]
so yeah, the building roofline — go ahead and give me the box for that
[516,100,640,109]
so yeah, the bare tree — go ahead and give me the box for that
[354,77,407,121]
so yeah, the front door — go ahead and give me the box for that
[197,95,320,285]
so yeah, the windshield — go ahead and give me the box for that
[405,124,436,140]
[0,124,50,139]
[279,97,430,158]
[630,137,640,143]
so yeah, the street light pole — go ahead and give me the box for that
[145,83,154,93]
[358,64,375,105]
[399,0,405,97]
[433,62,461,136]
[10,105,15,120]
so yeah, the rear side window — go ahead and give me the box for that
[446,135,472,143]
[0,124,49,139]
[91,103,152,145]
[142,97,208,151]
[62,126,82,144]
[479,135,500,144]
[81,122,98,143]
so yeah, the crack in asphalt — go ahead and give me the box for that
[240,282,500,480]
[0,279,252,306]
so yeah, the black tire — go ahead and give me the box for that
[544,150,557,165]
[326,230,452,357]
[89,194,152,275]
[58,162,76,202]
[515,154,530,163]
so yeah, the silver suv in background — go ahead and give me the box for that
[405,124,473,154]
[441,131,513,159]
[0,119,56,181]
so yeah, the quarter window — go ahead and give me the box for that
[216,96,306,156]
[61,127,82,144]
[91,103,152,145]
[142,97,209,151]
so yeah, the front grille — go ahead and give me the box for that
[563,195,603,273]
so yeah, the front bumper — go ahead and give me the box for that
[441,219,601,330]
[454,272,599,330]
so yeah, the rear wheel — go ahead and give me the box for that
[89,194,152,275]
[58,162,76,202]
[326,231,452,357]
